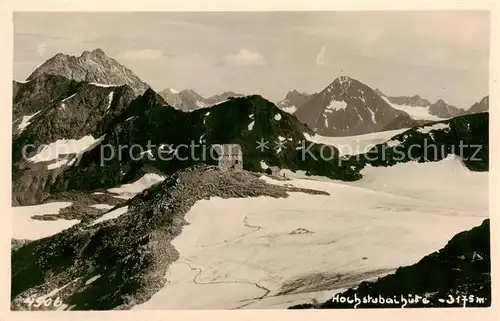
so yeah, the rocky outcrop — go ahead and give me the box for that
[12,79,136,205]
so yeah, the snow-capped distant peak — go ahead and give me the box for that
[332,76,353,89]
[169,88,179,94]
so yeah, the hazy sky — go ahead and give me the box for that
[14,11,490,108]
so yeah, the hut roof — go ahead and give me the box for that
[212,144,242,156]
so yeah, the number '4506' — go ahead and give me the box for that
[23,296,63,308]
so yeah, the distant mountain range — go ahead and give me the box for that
[277,90,313,114]
[11,49,359,205]
[158,88,244,111]
[277,79,488,136]
[375,90,465,119]
[11,49,490,206]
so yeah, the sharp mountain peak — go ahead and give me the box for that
[26,49,150,96]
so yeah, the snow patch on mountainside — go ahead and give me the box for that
[381,96,442,121]
[89,82,119,88]
[368,107,377,124]
[349,154,488,212]
[90,204,114,210]
[36,277,82,304]
[90,206,129,226]
[47,159,69,170]
[326,99,347,111]
[28,135,104,163]
[107,174,165,199]
[416,123,450,134]
[386,139,402,148]
[12,202,80,240]
[17,110,42,133]
[304,128,409,156]
[106,91,114,110]
[195,101,207,108]
[85,275,102,286]
[61,93,76,102]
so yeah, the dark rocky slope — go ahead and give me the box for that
[381,114,430,131]
[346,112,489,172]
[50,90,359,194]
[12,80,136,206]
[290,219,491,309]
[12,74,81,122]
[11,166,328,310]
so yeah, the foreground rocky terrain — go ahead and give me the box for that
[11,166,327,310]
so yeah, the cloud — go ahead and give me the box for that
[225,48,265,66]
[118,49,163,60]
[36,43,47,56]
[316,46,326,66]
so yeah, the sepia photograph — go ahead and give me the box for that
[6,4,494,317]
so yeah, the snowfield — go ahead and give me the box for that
[28,135,105,163]
[326,99,347,111]
[90,206,129,226]
[349,154,488,213]
[12,202,80,240]
[381,96,443,121]
[416,122,450,134]
[304,128,409,156]
[134,157,488,310]
[107,173,165,199]
[16,110,41,133]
